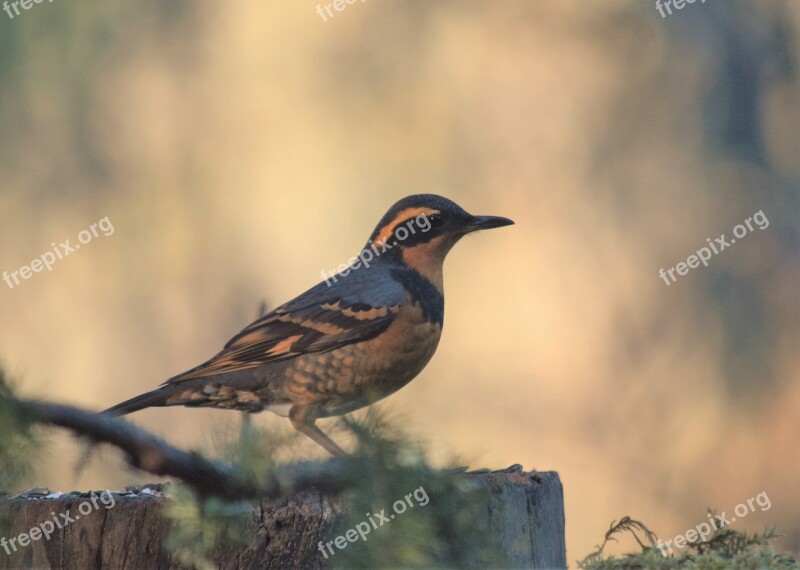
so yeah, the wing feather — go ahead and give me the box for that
[165,294,399,383]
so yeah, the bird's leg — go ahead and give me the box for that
[239,412,254,450]
[289,405,347,457]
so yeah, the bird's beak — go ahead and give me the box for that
[464,215,515,232]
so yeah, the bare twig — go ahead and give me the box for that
[15,398,353,501]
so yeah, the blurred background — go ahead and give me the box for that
[0,0,797,562]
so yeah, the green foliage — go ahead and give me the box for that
[0,370,38,494]
[161,409,501,568]
[578,515,799,569]
[328,411,496,568]
[162,420,293,570]
[163,485,256,570]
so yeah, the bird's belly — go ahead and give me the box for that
[282,304,442,416]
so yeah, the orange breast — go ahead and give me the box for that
[282,302,442,415]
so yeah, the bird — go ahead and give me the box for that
[104,194,513,456]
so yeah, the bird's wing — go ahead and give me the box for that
[164,278,402,383]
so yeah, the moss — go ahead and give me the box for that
[578,516,799,569]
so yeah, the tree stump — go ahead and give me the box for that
[0,471,566,569]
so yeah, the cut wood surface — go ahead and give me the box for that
[0,471,566,569]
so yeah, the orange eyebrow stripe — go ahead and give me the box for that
[373,207,438,246]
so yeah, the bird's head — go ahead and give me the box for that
[365,194,514,287]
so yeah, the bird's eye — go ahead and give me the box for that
[428,214,444,228]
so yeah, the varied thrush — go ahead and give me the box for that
[105,195,513,456]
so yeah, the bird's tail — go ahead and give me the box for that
[76,388,173,483]
[102,388,171,416]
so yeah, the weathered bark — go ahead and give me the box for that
[0,471,566,569]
